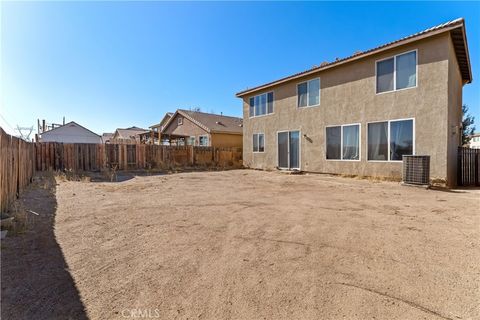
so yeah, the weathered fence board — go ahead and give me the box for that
[0,128,35,213]
[33,143,242,172]
[458,147,480,186]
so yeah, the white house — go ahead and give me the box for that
[39,121,102,143]
[469,133,480,149]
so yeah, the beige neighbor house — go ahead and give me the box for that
[111,126,149,144]
[161,109,243,147]
[138,112,174,145]
[236,18,472,187]
[101,132,114,143]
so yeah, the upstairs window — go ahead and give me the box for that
[253,133,265,152]
[249,92,274,117]
[298,78,320,107]
[178,117,183,125]
[376,50,417,94]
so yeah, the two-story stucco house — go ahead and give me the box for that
[236,18,472,186]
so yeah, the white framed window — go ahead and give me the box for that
[367,118,414,161]
[297,78,320,108]
[187,136,195,145]
[199,135,208,146]
[376,50,417,94]
[253,133,265,152]
[249,92,274,117]
[178,117,183,125]
[326,124,360,161]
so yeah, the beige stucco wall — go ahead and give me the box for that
[163,114,208,138]
[242,33,462,183]
[163,114,211,145]
[211,133,243,148]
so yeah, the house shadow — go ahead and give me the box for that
[88,170,166,183]
[1,174,88,320]
[428,185,479,193]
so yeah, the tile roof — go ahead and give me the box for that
[149,112,174,129]
[236,18,471,97]
[101,133,113,142]
[115,127,149,139]
[164,109,243,134]
[40,121,100,137]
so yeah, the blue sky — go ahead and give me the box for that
[1,1,479,136]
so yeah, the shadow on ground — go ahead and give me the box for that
[86,167,239,183]
[1,174,88,320]
[429,186,480,193]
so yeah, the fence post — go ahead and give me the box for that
[190,145,194,166]
[457,147,462,186]
[0,128,36,213]
[476,150,479,186]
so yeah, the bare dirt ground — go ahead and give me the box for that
[2,170,479,320]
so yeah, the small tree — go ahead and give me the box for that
[462,104,476,146]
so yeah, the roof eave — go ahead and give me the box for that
[461,23,473,84]
[236,22,468,98]
[41,121,101,138]
[160,110,212,134]
[210,130,243,135]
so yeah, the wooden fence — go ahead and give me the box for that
[0,135,242,212]
[457,147,480,186]
[0,128,36,213]
[34,143,242,171]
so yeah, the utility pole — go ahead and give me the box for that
[15,125,34,141]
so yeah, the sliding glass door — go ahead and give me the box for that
[278,131,300,170]
[278,132,289,169]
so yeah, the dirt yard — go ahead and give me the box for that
[2,170,479,320]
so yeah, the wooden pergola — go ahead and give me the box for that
[138,131,189,146]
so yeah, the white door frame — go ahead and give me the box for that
[277,130,301,170]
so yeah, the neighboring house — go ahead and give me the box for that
[161,109,243,147]
[101,133,114,143]
[139,112,174,145]
[111,126,149,144]
[151,112,174,132]
[468,133,480,149]
[236,18,471,186]
[39,121,102,143]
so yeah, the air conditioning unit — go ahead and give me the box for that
[403,155,430,185]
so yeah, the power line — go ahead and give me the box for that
[0,113,16,132]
